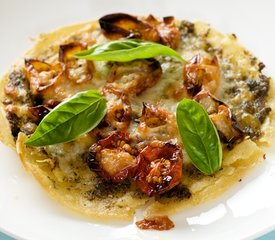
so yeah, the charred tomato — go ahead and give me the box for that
[87,131,138,183]
[135,141,183,196]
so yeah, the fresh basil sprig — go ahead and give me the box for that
[176,99,222,175]
[25,90,107,146]
[74,39,185,63]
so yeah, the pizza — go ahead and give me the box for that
[0,13,274,227]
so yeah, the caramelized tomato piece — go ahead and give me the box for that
[99,13,180,49]
[99,13,160,42]
[183,55,220,96]
[103,88,132,131]
[28,105,50,122]
[44,99,60,109]
[194,90,243,145]
[25,42,95,102]
[107,59,162,95]
[28,100,60,122]
[136,216,175,230]
[136,103,178,144]
[87,132,138,183]
[25,59,63,96]
[210,105,243,145]
[59,42,94,84]
[94,89,132,138]
[140,103,168,127]
[146,15,180,49]
[193,89,223,114]
[135,141,183,196]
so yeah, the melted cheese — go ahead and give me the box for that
[42,20,269,180]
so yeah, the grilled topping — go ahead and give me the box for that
[87,132,138,183]
[193,89,222,114]
[210,105,243,145]
[97,89,132,137]
[99,13,160,42]
[183,55,220,96]
[135,141,183,196]
[136,216,175,230]
[107,59,162,95]
[141,102,168,127]
[145,15,180,49]
[59,42,94,84]
[224,74,271,139]
[99,13,180,49]
[137,103,178,143]
[179,20,195,36]
[194,90,243,145]
[28,105,50,122]
[4,70,31,104]
[25,42,94,102]
[25,59,63,97]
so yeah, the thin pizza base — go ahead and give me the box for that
[1,19,275,220]
[16,132,264,219]
[16,133,147,220]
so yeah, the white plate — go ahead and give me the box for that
[1,0,275,239]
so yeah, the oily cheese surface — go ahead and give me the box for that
[0,17,275,220]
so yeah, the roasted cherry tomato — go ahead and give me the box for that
[93,88,132,139]
[25,59,63,96]
[106,59,162,95]
[136,103,178,145]
[135,141,183,196]
[140,103,168,128]
[87,131,138,183]
[183,55,220,96]
[145,15,180,49]
[103,88,132,131]
[99,13,180,49]
[99,13,160,42]
[28,105,50,122]
[194,89,243,145]
[59,42,94,84]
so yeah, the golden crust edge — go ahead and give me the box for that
[16,133,148,220]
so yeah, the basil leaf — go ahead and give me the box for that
[74,39,185,63]
[176,99,222,175]
[25,90,107,146]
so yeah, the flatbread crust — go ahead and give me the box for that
[1,17,275,220]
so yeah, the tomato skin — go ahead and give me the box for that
[87,131,138,183]
[194,89,244,145]
[106,59,162,95]
[136,215,175,230]
[135,141,183,196]
[103,88,132,131]
[183,55,220,96]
